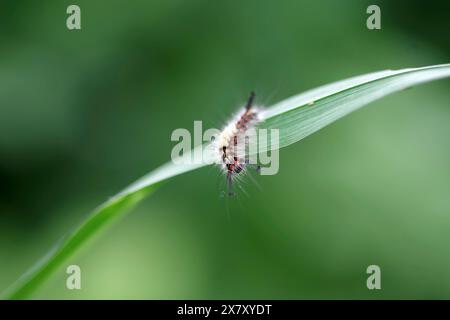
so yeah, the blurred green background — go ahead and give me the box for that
[0,0,449,299]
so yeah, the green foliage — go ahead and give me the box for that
[4,64,450,299]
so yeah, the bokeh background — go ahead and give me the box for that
[0,0,449,299]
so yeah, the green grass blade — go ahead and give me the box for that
[256,64,450,152]
[4,186,154,299]
[3,153,207,299]
[3,64,449,299]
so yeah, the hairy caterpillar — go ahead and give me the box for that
[214,92,262,196]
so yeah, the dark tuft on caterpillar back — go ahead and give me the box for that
[245,91,255,111]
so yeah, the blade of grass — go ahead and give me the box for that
[256,64,450,152]
[3,64,449,299]
[3,152,207,300]
[4,186,154,300]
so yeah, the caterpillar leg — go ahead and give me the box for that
[227,171,235,197]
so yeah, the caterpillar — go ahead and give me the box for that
[214,92,262,196]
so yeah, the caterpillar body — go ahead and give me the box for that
[214,92,262,196]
